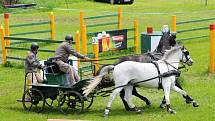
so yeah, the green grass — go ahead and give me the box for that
[1,0,215,121]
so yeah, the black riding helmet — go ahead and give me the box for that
[65,34,73,41]
[30,42,39,51]
[65,34,75,44]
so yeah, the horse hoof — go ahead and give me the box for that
[186,100,192,104]
[193,102,199,107]
[170,110,176,114]
[168,109,176,114]
[146,101,152,106]
[103,113,109,117]
[160,103,166,109]
[103,108,110,117]
[131,107,142,113]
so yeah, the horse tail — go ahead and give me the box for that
[83,65,114,97]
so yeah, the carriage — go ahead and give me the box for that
[20,30,199,116]
[21,59,96,114]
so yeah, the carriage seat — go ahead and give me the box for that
[44,58,64,74]
[44,59,69,86]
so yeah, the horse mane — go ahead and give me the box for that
[161,46,181,61]
[156,32,176,53]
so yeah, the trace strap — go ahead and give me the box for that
[103,62,181,93]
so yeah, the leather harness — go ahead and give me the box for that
[151,61,181,90]
[151,61,163,89]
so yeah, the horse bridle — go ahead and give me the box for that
[181,47,191,64]
[164,47,191,71]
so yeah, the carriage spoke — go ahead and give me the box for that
[58,91,84,114]
[22,89,33,112]
[32,89,45,113]
[45,98,56,108]
[22,88,45,113]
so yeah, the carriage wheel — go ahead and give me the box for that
[58,91,84,114]
[84,94,94,110]
[22,88,45,113]
[45,96,57,108]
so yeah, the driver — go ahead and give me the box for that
[54,34,90,86]
[25,43,43,85]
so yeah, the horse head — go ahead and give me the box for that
[157,32,177,53]
[161,45,193,66]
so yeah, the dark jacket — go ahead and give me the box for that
[25,51,40,73]
[55,42,85,63]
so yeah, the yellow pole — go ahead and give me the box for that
[209,24,215,73]
[118,7,122,30]
[0,26,7,64]
[134,20,139,54]
[75,31,81,69]
[4,13,10,46]
[50,12,55,40]
[172,15,177,33]
[82,25,87,55]
[93,38,99,74]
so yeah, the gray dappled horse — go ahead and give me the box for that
[97,31,181,110]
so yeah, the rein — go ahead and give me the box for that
[99,75,162,95]
[163,60,180,71]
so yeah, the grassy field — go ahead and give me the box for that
[1,0,215,121]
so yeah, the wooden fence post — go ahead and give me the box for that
[134,20,139,54]
[92,38,99,74]
[82,25,87,55]
[4,13,10,46]
[209,24,215,73]
[118,7,122,30]
[50,12,55,40]
[75,31,81,68]
[0,26,7,64]
[172,15,176,33]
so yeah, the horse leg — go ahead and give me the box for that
[120,89,131,111]
[176,78,196,102]
[160,96,167,109]
[171,85,199,107]
[163,80,176,114]
[124,86,142,113]
[104,87,123,117]
[132,87,151,106]
[160,79,182,109]
[175,78,183,89]
[175,80,198,106]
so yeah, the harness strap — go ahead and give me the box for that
[147,52,161,61]
[151,61,163,89]
[99,61,182,94]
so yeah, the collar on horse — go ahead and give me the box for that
[151,61,181,89]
